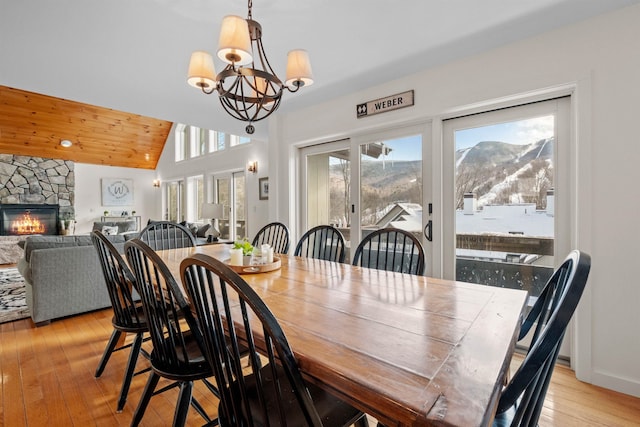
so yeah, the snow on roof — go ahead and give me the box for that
[372,202,553,238]
[457,204,553,237]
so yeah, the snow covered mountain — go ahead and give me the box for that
[455,138,554,209]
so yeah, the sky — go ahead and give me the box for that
[455,115,554,150]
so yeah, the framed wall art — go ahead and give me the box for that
[259,177,269,200]
[101,178,134,206]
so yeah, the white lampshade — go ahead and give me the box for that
[217,15,253,66]
[202,202,224,219]
[187,51,216,89]
[285,49,313,88]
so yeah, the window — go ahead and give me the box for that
[208,130,226,152]
[186,175,204,221]
[190,126,206,158]
[176,124,250,160]
[230,134,250,147]
[175,124,186,162]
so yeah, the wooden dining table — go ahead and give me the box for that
[156,244,528,427]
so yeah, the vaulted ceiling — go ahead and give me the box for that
[0,86,171,169]
[1,0,638,169]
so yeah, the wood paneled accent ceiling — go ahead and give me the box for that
[0,85,172,169]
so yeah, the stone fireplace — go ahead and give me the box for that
[0,154,75,233]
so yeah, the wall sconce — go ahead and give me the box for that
[153,179,161,188]
[247,161,258,174]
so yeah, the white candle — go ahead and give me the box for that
[267,247,274,264]
[229,248,243,266]
[261,244,270,264]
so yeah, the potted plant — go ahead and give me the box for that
[103,210,109,217]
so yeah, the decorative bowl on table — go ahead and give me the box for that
[225,256,281,274]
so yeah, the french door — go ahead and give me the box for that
[165,180,184,222]
[300,123,431,265]
[214,171,246,241]
[300,98,570,288]
[442,97,571,355]
[442,98,570,287]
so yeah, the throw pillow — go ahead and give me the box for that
[102,225,119,236]
[179,221,198,237]
[196,223,211,238]
[116,220,137,234]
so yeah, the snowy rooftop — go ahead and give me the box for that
[378,202,553,238]
[457,203,553,238]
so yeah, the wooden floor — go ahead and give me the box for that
[1,309,639,426]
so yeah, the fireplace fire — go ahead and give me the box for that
[0,204,60,236]
[12,212,46,234]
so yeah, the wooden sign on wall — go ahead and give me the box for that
[356,90,414,118]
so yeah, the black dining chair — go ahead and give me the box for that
[124,238,217,427]
[352,227,425,275]
[252,221,290,254]
[91,230,151,413]
[493,250,591,427]
[180,254,369,427]
[294,224,347,263]
[138,220,196,250]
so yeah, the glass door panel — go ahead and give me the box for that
[448,111,557,301]
[443,97,570,314]
[444,98,570,355]
[216,177,231,240]
[166,181,183,222]
[301,140,352,257]
[359,135,423,247]
[215,172,246,241]
[233,172,246,239]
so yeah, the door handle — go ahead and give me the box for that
[424,220,432,242]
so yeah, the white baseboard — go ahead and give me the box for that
[591,370,640,398]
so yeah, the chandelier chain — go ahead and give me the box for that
[248,0,253,19]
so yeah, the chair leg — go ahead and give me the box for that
[95,329,123,378]
[116,332,144,412]
[131,371,160,427]
[173,381,195,427]
[190,396,213,423]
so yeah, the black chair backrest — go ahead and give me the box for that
[251,221,290,254]
[124,238,196,373]
[138,221,196,250]
[352,227,425,275]
[91,230,142,329]
[294,225,346,263]
[180,254,325,426]
[495,250,591,427]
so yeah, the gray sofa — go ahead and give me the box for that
[17,234,126,326]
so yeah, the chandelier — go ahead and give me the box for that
[187,0,313,134]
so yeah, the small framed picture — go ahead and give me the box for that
[259,177,269,200]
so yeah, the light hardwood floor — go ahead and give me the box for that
[1,309,639,426]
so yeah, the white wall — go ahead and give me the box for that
[155,127,269,241]
[74,164,159,234]
[271,4,640,397]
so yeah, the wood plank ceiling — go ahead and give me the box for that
[0,85,172,170]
